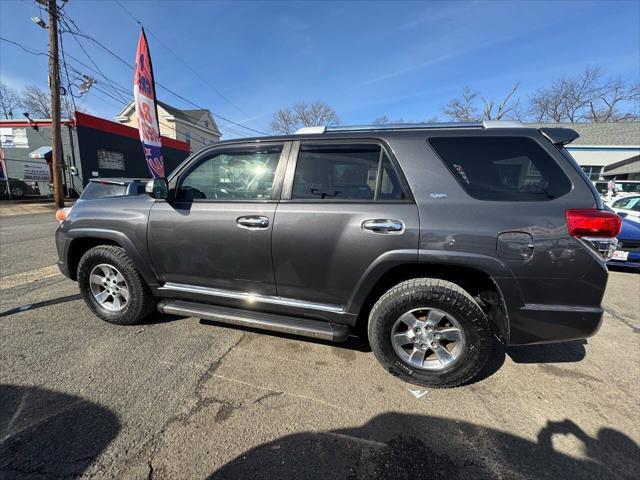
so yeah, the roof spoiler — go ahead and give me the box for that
[539,127,579,146]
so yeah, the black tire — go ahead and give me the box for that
[77,245,155,325]
[368,278,493,388]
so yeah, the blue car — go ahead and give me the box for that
[608,216,640,270]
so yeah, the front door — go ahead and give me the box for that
[148,143,288,296]
[272,140,419,309]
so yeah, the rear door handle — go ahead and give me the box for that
[237,216,270,229]
[362,219,404,234]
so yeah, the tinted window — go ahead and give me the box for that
[292,144,406,200]
[178,146,282,201]
[429,137,572,201]
[80,182,127,200]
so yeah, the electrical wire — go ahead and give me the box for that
[0,36,244,140]
[113,0,248,118]
[57,9,267,136]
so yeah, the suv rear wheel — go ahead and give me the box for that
[368,278,492,388]
[77,245,155,325]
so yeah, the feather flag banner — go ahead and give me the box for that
[134,29,165,177]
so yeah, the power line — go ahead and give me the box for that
[0,36,245,139]
[57,9,267,136]
[58,28,78,112]
[113,0,248,118]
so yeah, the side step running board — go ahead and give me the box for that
[157,299,350,342]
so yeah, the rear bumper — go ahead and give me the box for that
[506,304,604,345]
[494,259,608,345]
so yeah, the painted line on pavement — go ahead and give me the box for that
[0,265,62,290]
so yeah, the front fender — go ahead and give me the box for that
[64,228,159,288]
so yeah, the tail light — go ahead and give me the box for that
[566,209,621,238]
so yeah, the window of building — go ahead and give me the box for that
[177,146,282,201]
[291,144,407,201]
[428,136,572,201]
[580,165,604,180]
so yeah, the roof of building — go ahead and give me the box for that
[526,122,640,146]
[115,100,221,136]
[603,155,640,176]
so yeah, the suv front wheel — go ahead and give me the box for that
[77,245,156,325]
[368,278,493,388]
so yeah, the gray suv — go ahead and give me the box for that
[55,121,621,388]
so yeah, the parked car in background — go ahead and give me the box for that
[607,194,640,222]
[608,216,640,270]
[56,121,621,388]
[79,178,149,200]
[594,180,640,199]
[56,178,149,222]
[0,178,37,199]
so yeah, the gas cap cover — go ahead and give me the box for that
[497,232,534,260]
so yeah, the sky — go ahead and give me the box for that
[1,0,639,138]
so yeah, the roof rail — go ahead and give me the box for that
[294,120,525,135]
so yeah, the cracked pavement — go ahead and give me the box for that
[1,212,639,479]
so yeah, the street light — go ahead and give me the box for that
[31,16,48,29]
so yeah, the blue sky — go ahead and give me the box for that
[1,0,639,138]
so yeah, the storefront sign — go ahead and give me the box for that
[0,128,29,149]
[97,149,125,171]
[23,162,50,181]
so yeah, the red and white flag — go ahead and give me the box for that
[134,29,164,178]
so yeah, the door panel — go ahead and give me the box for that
[272,203,419,307]
[148,143,288,296]
[148,202,277,295]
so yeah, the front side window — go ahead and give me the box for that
[292,144,407,201]
[429,136,572,201]
[177,146,282,201]
[613,196,640,210]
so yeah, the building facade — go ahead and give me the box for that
[115,100,221,152]
[529,122,640,180]
[0,112,190,198]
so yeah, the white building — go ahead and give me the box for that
[530,122,640,180]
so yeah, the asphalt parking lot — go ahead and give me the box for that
[1,211,639,479]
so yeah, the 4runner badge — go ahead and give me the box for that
[429,193,447,198]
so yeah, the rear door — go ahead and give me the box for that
[271,140,419,309]
[148,143,289,296]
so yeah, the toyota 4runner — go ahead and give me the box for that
[55,121,621,388]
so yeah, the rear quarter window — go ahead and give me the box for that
[428,136,572,201]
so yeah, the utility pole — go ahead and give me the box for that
[47,0,64,208]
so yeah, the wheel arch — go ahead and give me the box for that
[66,228,158,287]
[348,253,512,343]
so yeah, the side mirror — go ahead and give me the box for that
[618,211,628,218]
[145,177,169,199]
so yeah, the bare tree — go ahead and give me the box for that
[20,85,52,118]
[528,66,638,123]
[587,76,640,122]
[20,85,77,119]
[270,100,339,134]
[482,83,521,120]
[442,86,480,121]
[0,81,21,119]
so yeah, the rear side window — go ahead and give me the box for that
[292,144,407,201]
[80,182,127,200]
[428,137,572,201]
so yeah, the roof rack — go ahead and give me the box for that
[294,120,525,135]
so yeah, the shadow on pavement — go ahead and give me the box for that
[209,413,639,480]
[506,340,586,363]
[0,384,120,479]
[0,294,82,318]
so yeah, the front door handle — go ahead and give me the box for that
[237,216,270,229]
[362,219,404,234]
